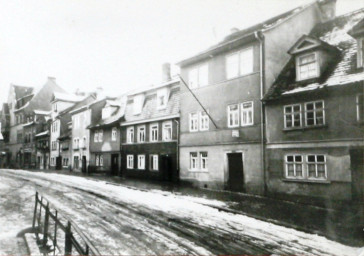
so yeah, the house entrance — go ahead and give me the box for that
[227,152,245,192]
[56,157,62,170]
[161,155,172,181]
[350,149,364,201]
[111,154,119,176]
[82,156,87,173]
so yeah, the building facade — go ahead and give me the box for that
[263,9,364,201]
[176,0,335,194]
[120,78,180,181]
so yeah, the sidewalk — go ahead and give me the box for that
[22,168,364,247]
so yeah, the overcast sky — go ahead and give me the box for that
[0,0,362,106]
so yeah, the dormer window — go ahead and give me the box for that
[296,53,319,81]
[157,88,170,110]
[133,94,145,115]
[102,107,112,119]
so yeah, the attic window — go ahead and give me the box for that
[133,94,144,115]
[296,52,319,81]
[157,88,170,110]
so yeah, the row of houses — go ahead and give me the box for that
[0,0,363,202]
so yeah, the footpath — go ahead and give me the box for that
[25,168,364,247]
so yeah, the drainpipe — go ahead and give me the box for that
[254,31,267,196]
[173,119,180,183]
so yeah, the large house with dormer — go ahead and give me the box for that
[176,0,336,194]
[263,8,364,201]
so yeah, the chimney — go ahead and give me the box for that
[96,87,104,99]
[162,63,171,82]
[230,27,239,34]
[318,0,336,22]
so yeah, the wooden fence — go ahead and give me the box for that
[32,191,100,255]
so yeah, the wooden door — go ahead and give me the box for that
[227,153,245,192]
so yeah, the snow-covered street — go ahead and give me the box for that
[0,169,361,255]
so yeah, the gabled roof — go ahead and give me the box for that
[176,0,324,67]
[264,8,364,101]
[348,17,364,37]
[88,96,127,129]
[288,34,338,55]
[121,86,180,125]
[13,84,33,100]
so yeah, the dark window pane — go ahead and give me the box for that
[317,155,325,162]
[306,103,314,110]
[287,156,294,162]
[307,155,315,162]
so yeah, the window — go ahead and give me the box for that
[137,155,145,170]
[150,123,158,142]
[137,126,146,143]
[73,138,79,149]
[157,88,169,109]
[82,136,87,148]
[98,130,103,142]
[199,112,209,131]
[285,155,303,178]
[241,101,253,126]
[111,127,117,141]
[228,104,239,127]
[200,152,208,171]
[305,101,325,126]
[133,95,145,115]
[189,113,198,132]
[150,155,158,171]
[127,155,134,169]
[94,132,99,142]
[357,94,363,122]
[190,152,198,170]
[284,154,327,181]
[162,122,172,141]
[284,104,302,128]
[96,154,103,167]
[51,141,57,151]
[188,64,208,89]
[63,158,69,167]
[226,47,254,79]
[127,127,134,143]
[297,53,318,80]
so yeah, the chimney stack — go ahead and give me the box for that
[162,63,171,82]
[318,0,336,22]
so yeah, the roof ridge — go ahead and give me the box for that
[319,8,364,25]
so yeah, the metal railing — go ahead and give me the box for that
[32,191,100,255]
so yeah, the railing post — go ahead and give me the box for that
[32,192,38,229]
[64,221,72,256]
[53,210,58,256]
[42,202,50,249]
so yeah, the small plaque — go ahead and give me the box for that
[232,130,239,137]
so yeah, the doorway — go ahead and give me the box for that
[56,157,62,170]
[227,152,245,192]
[111,154,119,176]
[350,149,364,201]
[82,156,87,173]
[161,155,172,181]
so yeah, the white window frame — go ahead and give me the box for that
[304,100,325,126]
[190,152,198,170]
[98,130,103,142]
[241,101,254,126]
[189,113,198,132]
[226,47,254,79]
[150,154,159,171]
[111,127,117,141]
[162,121,172,141]
[199,111,209,131]
[188,63,208,89]
[307,154,327,180]
[357,94,363,122]
[127,127,134,144]
[82,136,87,148]
[285,154,304,179]
[99,155,103,167]
[127,155,134,169]
[227,104,239,128]
[296,52,319,81]
[200,152,208,171]
[137,125,146,143]
[94,131,99,142]
[150,123,158,142]
[284,104,302,128]
[137,155,145,170]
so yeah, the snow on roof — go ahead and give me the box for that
[35,130,49,137]
[34,110,51,115]
[265,9,364,100]
[52,92,85,103]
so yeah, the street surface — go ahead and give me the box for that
[0,169,361,255]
